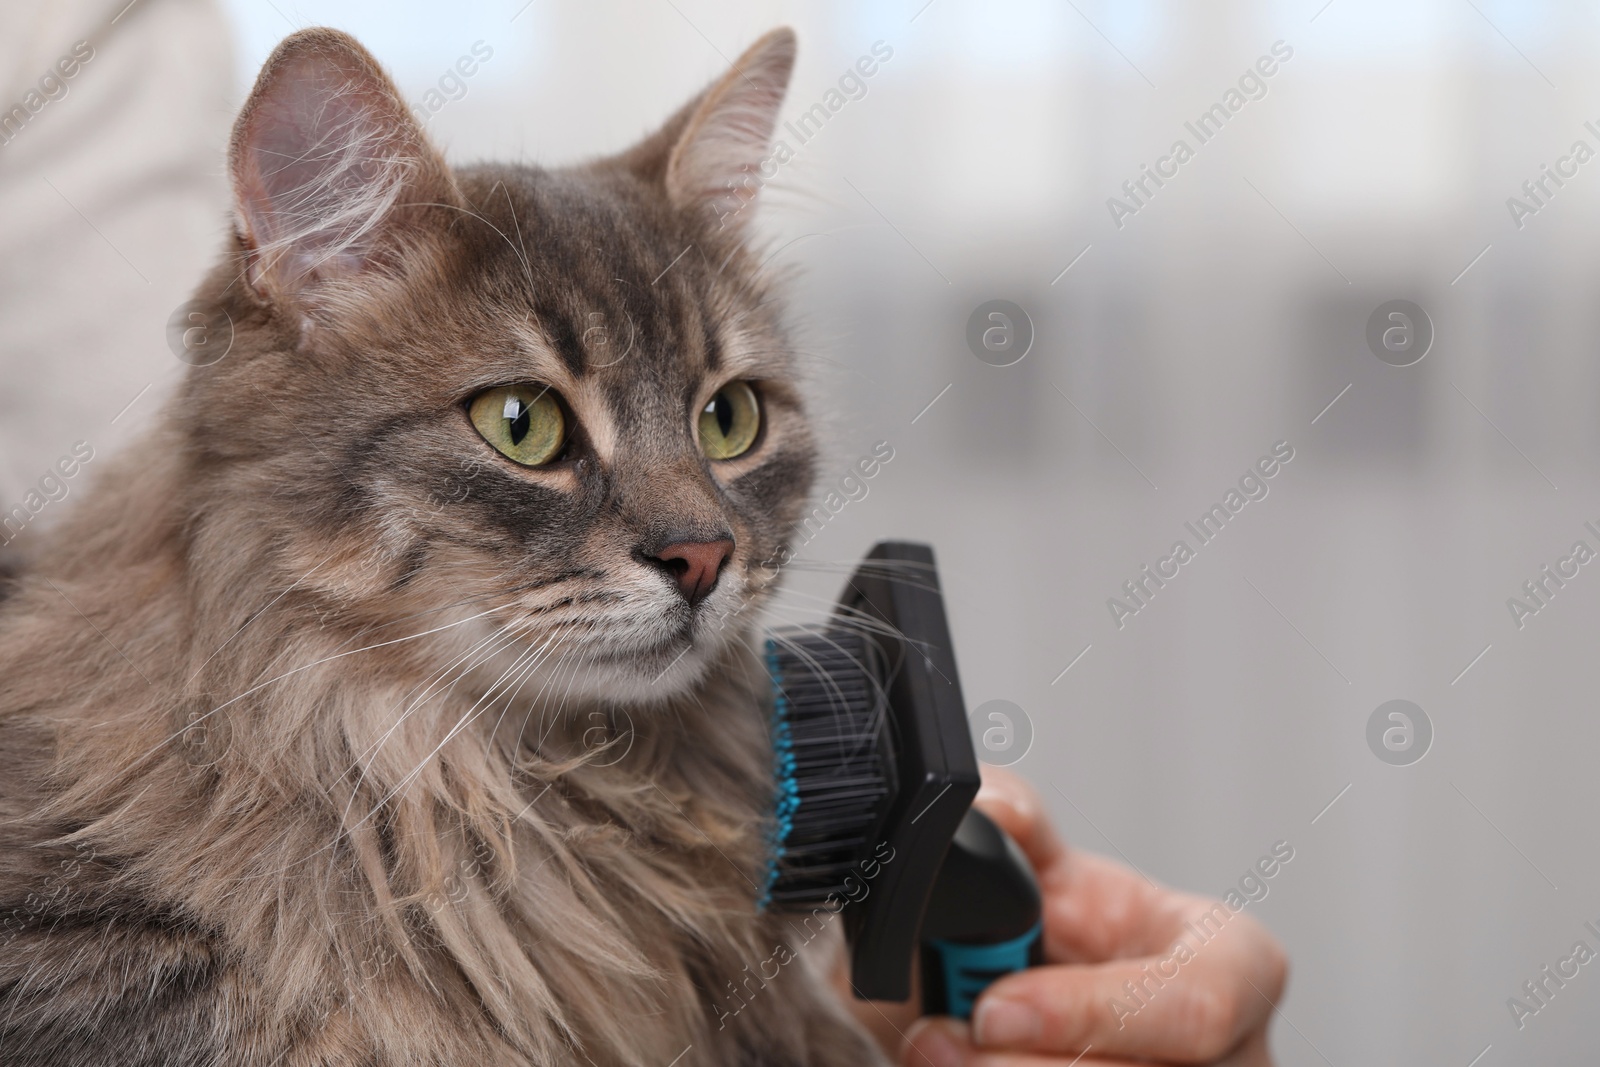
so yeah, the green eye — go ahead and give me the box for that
[469,385,566,466]
[698,381,760,460]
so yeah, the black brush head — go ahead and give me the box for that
[763,629,895,908]
[763,542,980,1001]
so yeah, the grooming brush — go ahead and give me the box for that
[763,541,1043,1017]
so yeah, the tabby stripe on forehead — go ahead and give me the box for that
[531,301,587,376]
[610,279,657,364]
[561,312,594,376]
[701,314,722,372]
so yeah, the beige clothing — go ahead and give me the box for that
[0,0,233,521]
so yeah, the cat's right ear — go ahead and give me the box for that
[228,28,461,307]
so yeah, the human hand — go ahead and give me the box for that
[898,767,1288,1066]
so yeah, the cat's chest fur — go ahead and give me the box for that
[0,634,881,1066]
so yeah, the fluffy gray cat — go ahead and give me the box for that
[0,27,888,1066]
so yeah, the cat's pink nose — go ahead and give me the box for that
[649,538,734,604]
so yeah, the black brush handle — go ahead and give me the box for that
[834,542,981,1002]
[918,808,1043,1019]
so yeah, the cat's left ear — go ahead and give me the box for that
[629,28,797,231]
[228,28,462,307]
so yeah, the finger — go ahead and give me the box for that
[975,772,1161,962]
[902,1017,1147,1067]
[970,910,1287,1064]
[976,772,1279,976]
[974,767,1064,875]
[974,771,1192,963]
[1035,849,1186,962]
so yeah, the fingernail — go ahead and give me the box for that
[905,1018,966,1067]
[973,996,1040,1048]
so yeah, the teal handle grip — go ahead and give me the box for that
[924,922,1041,1019]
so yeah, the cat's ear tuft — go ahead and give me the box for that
[662,28,796,231]
[228,28,459,304]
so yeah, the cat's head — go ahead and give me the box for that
[180,28,812,702]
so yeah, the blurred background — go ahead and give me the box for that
[5,0,1600,1062]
